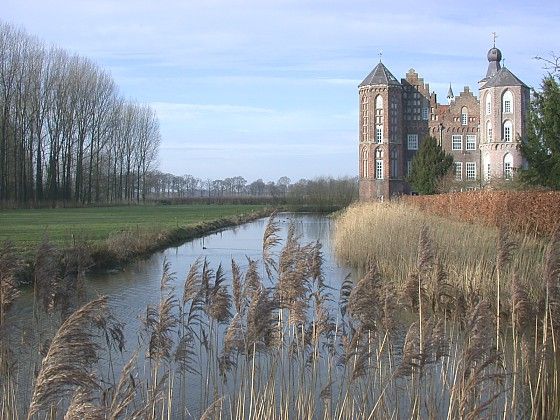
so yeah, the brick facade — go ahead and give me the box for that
[358,46,529,201]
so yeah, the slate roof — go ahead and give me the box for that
[359,62,401,87]
[447,83,454,99]
[482,67,528,89]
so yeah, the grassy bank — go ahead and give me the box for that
[0,204,269,251]
[0,204,273,282]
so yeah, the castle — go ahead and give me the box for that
[358,44,530,201]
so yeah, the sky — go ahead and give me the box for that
[3,0,559,182]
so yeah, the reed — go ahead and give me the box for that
[2,208,560,419]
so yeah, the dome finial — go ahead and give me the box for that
[378,49,383,63]
[492,31,497,48]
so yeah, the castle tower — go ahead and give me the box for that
[478,45,530,183]
[358,61,404,200]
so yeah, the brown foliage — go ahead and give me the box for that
[404,190,560,237]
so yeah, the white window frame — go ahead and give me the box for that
[466,162,476,180]
[376,125,383,143]
[452,135,462,151]
[504,154,513,179]
[461,107,468,125]
[407,134,418,150]
[466,135,476,150]
[454,162,463,180]
[376,159,383,179]
[485,93,492,115]
[503,91,513,114]
[422,107,429,120]
[504,121,512,142]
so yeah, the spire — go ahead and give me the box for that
[482,34,502,82]
[447,83,454,103]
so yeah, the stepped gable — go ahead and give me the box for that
[359,62,401,87]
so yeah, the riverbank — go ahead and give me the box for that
[0,204,275,285]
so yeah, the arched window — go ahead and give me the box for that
[503,120,513,142]
[461,106,468,125]
[361,147,369,178]
[390,147,398,178]
[502,91,513,114]
[485,92,492,115]
[375,95,383,143]
[375,148,383,179]
[484,155,491,181]
[504,153,513,179]
[486,120,493,142]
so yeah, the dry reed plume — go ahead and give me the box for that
[5,212,560,419]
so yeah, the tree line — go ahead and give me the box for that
[148,172,358,207]
[0,22,160,206]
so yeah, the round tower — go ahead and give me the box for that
[478,45,530,183]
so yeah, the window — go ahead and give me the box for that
[503,120,513,142]
[375,95,384,124]
[466,162,476,180]
[375,148,383,179]
[486,121,493,142]
[361,147,369,178]
[503,91,513,114]
[390,147,398,178]
[454,162,463,180]
[407,134,418,150]
[484,156,491,181]
[485,93,492,115]
[466,135,476,150]
[504,153,513,179]
[375,125,383,143]
[376,159,383,179]
[452,135,462,150]
[422,107,429,120]
[461,107,468,125]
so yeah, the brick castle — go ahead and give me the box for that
[358,44,530,200]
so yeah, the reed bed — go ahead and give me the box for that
[333,201,546,306]
[1,209,559,419]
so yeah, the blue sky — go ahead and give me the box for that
[3,0,559,182]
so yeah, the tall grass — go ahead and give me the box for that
[333,201,546,307]
[1,208,560,419]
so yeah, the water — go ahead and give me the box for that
[6,213,357,415]
[86,213,352,351]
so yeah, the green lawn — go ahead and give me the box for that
[0,204,265,251]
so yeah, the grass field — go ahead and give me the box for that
[0,204,266,251]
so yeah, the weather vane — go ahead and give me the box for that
[491,31,498,47]
[378,49,383,62]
